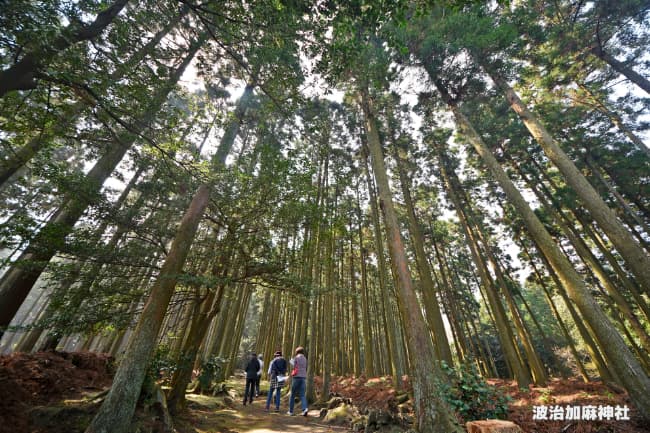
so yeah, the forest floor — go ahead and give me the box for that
[1,351,649,433]
[174,392,349,433]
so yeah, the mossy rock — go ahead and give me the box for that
[28,402,98,433]
[364,377,389,388]
[324,403,358,425]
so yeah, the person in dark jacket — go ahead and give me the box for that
[243,352,260,405]
[265,350,288,412]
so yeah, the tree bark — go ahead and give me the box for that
[85,183,210,433]
[436,89,650,418]
[362,147,402,384]
[0,0,130,97]
[394,147,453,365]
[360,89,462,433]
[489,71,650,294]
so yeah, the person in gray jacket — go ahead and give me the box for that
[287,346,308,416]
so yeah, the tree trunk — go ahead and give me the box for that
[360,89,462,433]
[519,162,650,350]
[362,147,402,386]
[438,154,531,386]
[0,9,187,188]
[437,90,650,418]
[591,47,650,95]
[489,71,650,294]
[394,147,453,365]
[0,0,130,97]
[0,37,203,330]
[356,183,375,376]
[167,283,226,413]
[575,83,650,159]
[85,183,210,433]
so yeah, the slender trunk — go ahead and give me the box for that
[0,9,187,187]
[591,47,650,95]
[519,163,650,349]
[575,83,650,159]
[349,219,362,376]
[529,256,590,382]
[438,154,531,385]
[360,90,462,433]
[167,283,226,413]
[489,71,650,294]
[0,38,203,330]
[436,88,650,417]
[528,155,650,323]
[0,0,130,96]
[356,184,375,376]
[362,147,402,385]
[85,184,210,433]
[394,147,453,364]
[582,154,650,242]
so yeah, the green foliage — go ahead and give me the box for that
[142,344,175,392]
[437,361,511,422]
[197,355,226,393]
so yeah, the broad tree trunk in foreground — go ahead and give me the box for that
[436,86,650,418]
[360,89,463,433]
[85,184,210,433]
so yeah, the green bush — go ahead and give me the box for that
[197,355,225,393]
[141,344,175,401]
[437,361,510,422]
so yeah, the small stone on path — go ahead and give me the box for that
[466,419,524,433]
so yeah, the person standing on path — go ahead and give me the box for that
[287,346,308,416]
[265,350,288,412]
[255,354,264,397]
[243,352,260,405]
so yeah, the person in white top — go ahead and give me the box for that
[255,355,263,397]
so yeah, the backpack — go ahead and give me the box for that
[272,358,287,377]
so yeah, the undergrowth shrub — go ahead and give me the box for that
[141,344,175,401]
[437,361,510,422]
[197,355,225,393]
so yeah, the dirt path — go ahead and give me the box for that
[177,382,349,433]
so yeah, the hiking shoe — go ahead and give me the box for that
[302,409,308,416]
[274,408,280,413]
[286,411,294,416]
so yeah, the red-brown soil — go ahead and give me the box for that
[327,375,650,433]
[2,352,649,433]
[0,351,114,433]
[494,377,650,433]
